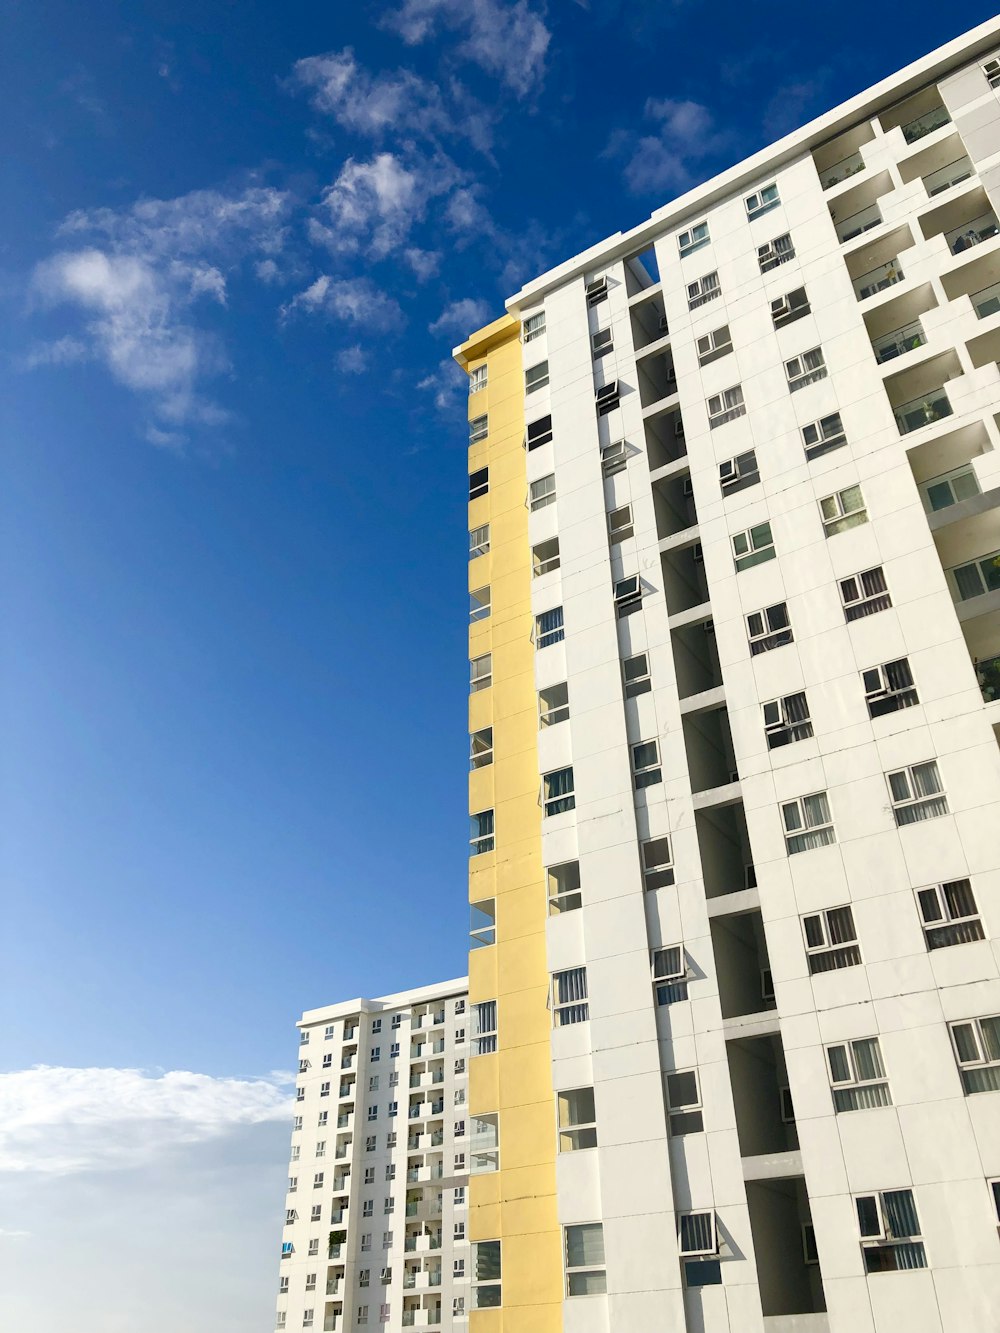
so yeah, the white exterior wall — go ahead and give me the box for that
[511,19,1000,1333]
[275,979,470,1333]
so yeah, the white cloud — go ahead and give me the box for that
[337,344,368,374]
[254,257,282,284]
[282,275,405,332]
[609,98,729,196]
[428,297,491,337]
[315,151,460,258]
[403,247,441,281]
[0,1066,293,1176]
[382,0,550,97]
[15,334,90,370]
[417,356,467,410]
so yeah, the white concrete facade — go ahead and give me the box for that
[506,20,1000,1333]
[275,979,471,1333]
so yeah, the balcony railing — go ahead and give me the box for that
[902,105,951,144]
[972,280,1000,319]
[854,258,905,301]
[837,203,882,243]
[945,212,1000,256]
[872,320,926,363]
[821,150,865,189]
[924,156,974,197]
[976,654,1000,702]
[894,389,953,435]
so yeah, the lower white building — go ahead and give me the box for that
[276,979,471,1333]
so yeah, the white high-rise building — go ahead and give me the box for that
[275,980,471,1333]
[455,18,1000,1333]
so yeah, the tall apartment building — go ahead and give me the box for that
[456,20,1000,1333]
[276,980,472,1333]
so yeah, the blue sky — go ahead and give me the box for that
[1,1,995,1329]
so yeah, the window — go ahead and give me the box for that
[385,1164,395,1182]
[291,1146,301,1162]
[469,523,490,559]
[470,810,495,856]
[732,522,775,571]
[386,1131,396,1148]
[472,1240,501,1309]
[383,1198,394,1215]
[652,945,689,1005]
[526,415,553,450]
[470,728,493,770]
[310,1204,322,1222]
[557,1087,597,1151]
[949,551,1000,601]
[746,182,780,218]
[642,836,674,890]
[719,449,758,491]
[747,602,792,656]
[285,1208,298,1224]
[367,1106,378,1122]
[532,537,561,577]
[324,1026,334,1040]
[307,1239,318,1256]
[820,484,867,536]
[470,1113,500,1173]
[785,346,827,390]
[364,1167,375,1184]
[469,415,488,444]
[803,906,861,973]
[455,999,465,1015]
[279,1276,290,1294]
[601,438,627,476]
[608,504,634,544]
[296,1087,305,1103]
[758,232,794,271]
[454,1089,465,1106]
[470,898,496,948]
[313,1172,324,1189]
[303,1311,314,1328]
[318,1111,328,1127]
[277,1315,287,1329]
[546,860,582,915]
[592,328,613,356]
[991,1178,1000,1224]
[687,271,721,309]
[371,1047,380,1062]
[322,1054,332,1069]
[828,1038,890,1110]
[378,1304,390,1323]
[763,691,813,748]
[470,653,492,693]
[529,473,556,512]
[585,277,608,307]
[863,659,918,717]
[454,1259,466,1278]
[469,586,490,624]
[614,575,642,617]
[357,1306,369,1326]
[469,365,487,395]
[281,1241,294,1258]
[707,384,746,427]
[319,1083,330,1098]
[771,286,810,327]
[371,1019,382,1033]
[543,766,576,816]
[392,1013,402,1028]
[678,221,710,256]
[365,1136,376,1151]
[887,761,947,825]
[856,1189,926,1271]
[565,1223,606,1295]
[536,606,565,648]
[553,967,589,1026]
[298,1058,309,1073]
[595,380,620,414]
[468,469,489,506]
[917,879,984,949]
[387,1100,398,1116]
[454,1153,466,1170]
[921,463,979,513]
[623,652,651,698]
[632,739,661,789]
[539,681,569,727]
[665,1069,703,1135]
[802,412,847,459]
[293,1115,303,1132]
[679,1213,722,1284]
[782,791,835,854]
[840,565,891,621]
[454,1222,466,1241]
[526,361,549,393]
[472,1001,497,1056]
[983,57,1000,89]
[950,1016,1000,1093]
[696,324,732,365]
[453,1298,465,1318]
[524,310,546,341]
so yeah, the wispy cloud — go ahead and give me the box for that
[311,151,461,259]
[417,356,467,410]
[428,297,491,337]
[337,344,368,374]
[283,274,405,332]
[607,97,732,196]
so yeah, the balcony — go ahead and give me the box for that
[976,654,1000,702]
[819,149,865,190]
[671,616,722,700]
[652,469,696,540]
[893,389,953,435]
[872,320,926,364]
[835,202,882,244]
[923,155,974,199]
[683,704,737,797]
[630,291,669,352]
[918,182,999,252]
[696,802,755,901]
[728,1032,798,1158]
[711,908,775,1020]
[901,104,951,144]
[746,1177,826,1320]
[644,405,686,471]
[638,350,677,411]
[661,544,709,618]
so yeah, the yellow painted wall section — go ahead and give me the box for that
[456,316,563,1333]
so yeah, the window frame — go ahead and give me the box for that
[863,658,918,717]
[470,809,495,856]
[564,1222,607,1296]
[623,652,651,698]
[732,521,775,571]
[523,311,546,342]
[532,537,561,577]
[469,523,490,560]
[916,878,984,950]
[949,1015,1000,1093]
[470,652,492,693]
[539,681,570,728]
[696,324,732,365]
[471,1000,498,1056]
[678,221,710,257]
[469,415,488,444]
[886,760,947,826]
[470,1111,500,1174]
[762,691,813,748]
[747,601,792,655]
[469,586,491,623]
[552,966,589,1026]
[745,182,780,218]
[526,414,553,450]
[719,449,759,491]
[840,565,891,621]
[614,575,642,617]
[470,897,496,949]
[679,1211,718,1257]
[547,860,582,915]
[631,738,662,790]
[525,360,550,394]
[543,765,576,817]
[471,1239,502,1309]
[758,232,795,271]
[595,380,620,414]
[781,791,835,855]
[557,1086,597,1152]
[529,473,556,512]
[468,365,487,395]
[707,383,746,427]
[771,286,810,327]
[585,277,608,307]
[652,945,689,1006]
[802,412,847,459]
[820,484,867,536]
[535,605,565,648]
[470,727,493,770]
[601,438,628,476]
[827,1037,891,1112]
[785,346,827,391]
[591,327,614,357]
[687,270,721,309]
[665,1068,704,1135]
[802,905,861,973]
[641,835,674,890]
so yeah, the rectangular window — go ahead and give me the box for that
[680,1211,718,1257]
[473,1240,502,1309]
[887,761,947,825]
[746,183,780,218]
[585,277,608,307]
[470,653,492,692]
[469,415,488,445]
[747,602,792,655]
[707,384,746,427]
[313,1172,324,1189]
[632,739,662,789]
[321,1055,331,1069]
[452,1298,465,1318]
[614,575,642,617]
[732,522,775,571]
[949,550,1000,601]
[526,414,553,450]
[469,365,487,395]
[595,380,620,414]
[802,412,847,459]
[642,836,674,890]
[383,1199,393,1215]
[820,484,867,536]
[470,897,496,948]
[371,1047,380,1062]
[470,809,495,856]
[803,906,861,973]
[863,659,918,717]
[763,691,813,748]
[771,286,810,327]
[472,1001,497,1056]
[523,311,546,341]
[623,652,651,698]
[532,537,561,577]
[785,346,827,391]
[536,605,564,648]
[553,967,589,1026]
[469,523,490,559]
[652,945,689,1005]
[469,586,490,623]
[565,1223,606,1295]
[678,221,710,256]
[357,1305,369,1325]
[543,766,576,816]
[601,438,628,476]
[856,1190,925,1272]
[557,1087,597,1151]
[319,1083,330,1098]
[307,1240,318,1256]
[548,861,582,915]
[454,1259,466,1278]
[303,1311,314,1328]
[526,361,549,393]
[719,449,759,491]
[828,1038,890,1111]
[782,791,835,854]
[529,473,556,512]
[364,1167,375,1184]
[758,232,795,271]
[592,327,614,356]
[917,879,984,949]
[921,463,980,513]
[470,1112,499,1173]
[539,681,570,727]
[950,1016,1000,1093]
[468,463,488,500]
[840,565,891,621]
[470,728,493,770]
[696,324,732,365]
[687,271,721,309]
[983,58,1000,89]
[665,1068,704,1135]
[367,1106,377,1122]
[608,504,634,544]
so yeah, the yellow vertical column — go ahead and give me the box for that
[457,315,562,1333]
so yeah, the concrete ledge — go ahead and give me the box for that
[707,887,761,918]
[763,1315,829,1333]
[742,1149,804,1181]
